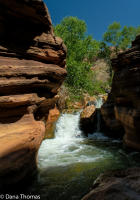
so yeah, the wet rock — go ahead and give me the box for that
[101,97,125,138]
[99,94,108,103]
[80,105,97,135]
[83,95,97,108]
[82,167,140,200]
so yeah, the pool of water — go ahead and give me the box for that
[26,112,140,200]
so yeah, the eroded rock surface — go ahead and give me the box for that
[45,106,60,139]
[0,0,67,186]
[82,168,140,200]
[101,35,140,150]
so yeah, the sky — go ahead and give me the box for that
[45,0,140,41]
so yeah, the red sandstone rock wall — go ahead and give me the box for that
[101,35,140,150]
[0,0,67,186]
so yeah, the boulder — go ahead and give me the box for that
[80,105,97,135]
[83,95,97,108]
[0,0,66,186]
[82,168,140,200]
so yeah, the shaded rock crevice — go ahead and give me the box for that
[101,35,140,150]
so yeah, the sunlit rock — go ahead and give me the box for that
[45,106,60,139]
[0,0,66,186]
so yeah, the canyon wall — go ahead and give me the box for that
[101,35,140,150]
[0,0,67,187]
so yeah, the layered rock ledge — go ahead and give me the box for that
[0,0,67,186]
[101,35,140,150]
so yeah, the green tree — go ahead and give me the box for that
[102,22,140,80]
[120,26,138,50]
[54,16,100,94]
[103,22,140,54]
[103,22,121,54]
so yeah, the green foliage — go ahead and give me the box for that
[98,41,111,59]
[101,22,140,78]
[103,22,140,54]
[55,17,140,100]
[66,60,93,91]
[55,17,100,62]
[103,22,121,50]
[54,17,100,95]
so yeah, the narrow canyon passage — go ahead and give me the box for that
[0,0,140,199]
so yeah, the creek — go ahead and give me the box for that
[27,100,140,200]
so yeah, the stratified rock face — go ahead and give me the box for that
[101,35,140,150]
[0,0,67,186]
[82,168,140,200]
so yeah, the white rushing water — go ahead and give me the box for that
[38,119,112,169]
[31,97,139,200]
[38,98,113,169]
[95,97,103,108]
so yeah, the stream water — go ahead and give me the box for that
[27,100,140,200]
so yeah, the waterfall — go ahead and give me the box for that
[95,97,103,109]
[55,112,82,139]
[31,98,136,200]
[88,97,108,140]
[38,112,106,168]
[95,98,103,132]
